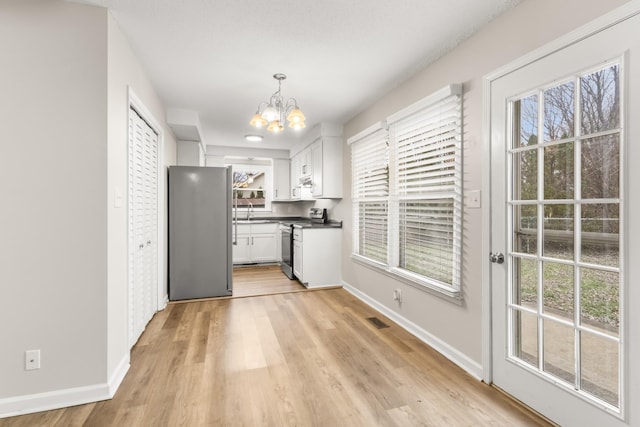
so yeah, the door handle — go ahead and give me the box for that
[490,252,505,264]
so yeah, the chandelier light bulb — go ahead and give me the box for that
[249,113,267,128]
[288,121,306,130]
[287,107,305,124]
[267,120,284,133]
[261,105,279,123]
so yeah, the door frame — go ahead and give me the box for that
[481,0,640,385]
[128,87,167,323]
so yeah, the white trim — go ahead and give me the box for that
[352,254,462,303]
[386,84,462,124]
[128,86,166,326]
[107,353,130,397]
[2,353,128,418]
[481,75,493,383]
[481,0,640,396]
[343,280,483,380]
[484,1,640,83]
[347,121,385,145]
[0,383,111,419]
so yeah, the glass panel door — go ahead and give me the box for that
[510,63,621,407]
[489,10,640,425]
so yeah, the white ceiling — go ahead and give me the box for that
[74,0,522,150]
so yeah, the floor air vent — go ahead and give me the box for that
[367,317,390,329]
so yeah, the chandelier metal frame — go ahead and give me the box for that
[249,73,306,133]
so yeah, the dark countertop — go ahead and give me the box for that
[233,217,342,228]
[292,220,342,229]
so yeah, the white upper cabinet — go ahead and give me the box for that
[288,123,343,200]
[310,136,342,198]
[273,158,290,201]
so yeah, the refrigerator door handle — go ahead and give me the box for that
[233,189,238,245]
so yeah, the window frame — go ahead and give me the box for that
[349,84,463,300]
[224,158,273,212]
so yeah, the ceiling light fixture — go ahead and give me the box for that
[249,73,306,133]
[244,134,263,142]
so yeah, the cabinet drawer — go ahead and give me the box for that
[250,223,277,234]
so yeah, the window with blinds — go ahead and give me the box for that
[350,124,389,265]
[349,84,463,296]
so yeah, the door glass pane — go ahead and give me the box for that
[544,142,574,199]
[581,135,620,199]
[512,309,539,368]
[581,331,619,407]
[581,203,619,268]
[516,94,539,148]
[507,62,622,411]
[513,257,537,308]
[580,268,619,337]
[544,81,575,142]
[543,319,576,385]
[543,204,573,260]
[580,64,620,135]
[543,262,574,321]
[514,149,538,200]
[514,204,537,255]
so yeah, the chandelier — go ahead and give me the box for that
[249,73,306,133]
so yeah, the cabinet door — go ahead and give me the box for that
[232,234,251,264]
[293,239,303,281]
[251,233,277,262]
[273,158,290,201]
[311,140,323,197]
[290,155,301,199]
[301,147,312,177]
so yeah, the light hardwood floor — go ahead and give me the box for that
[231,265,307,297]
[1,269,552,426]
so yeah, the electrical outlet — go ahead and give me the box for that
[25,349,41,370]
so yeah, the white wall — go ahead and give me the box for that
[0,0,109,400]
[107,12,177,382]
[0,0,177,415]
[338,0,629,373]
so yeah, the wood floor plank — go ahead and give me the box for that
[1,274,553,427]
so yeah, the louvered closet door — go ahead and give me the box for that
[128,107,158,348]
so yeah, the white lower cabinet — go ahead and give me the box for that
[293,227,341,288]
[233,231,252,264]
[233,223,278,264]
[293,234,303,280]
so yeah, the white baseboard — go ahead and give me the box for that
[342,281,483,381]
[159,294,169,311]
[0,354,130,419]
[108,353,130,397]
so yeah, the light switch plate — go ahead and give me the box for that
[466,190,481,208]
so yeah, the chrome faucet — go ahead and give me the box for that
[247,202,253,220]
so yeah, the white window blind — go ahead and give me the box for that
[388,86,462,290]
[349,123,389,265]
[349,85,463,297]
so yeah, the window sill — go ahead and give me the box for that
[350,254,463,305]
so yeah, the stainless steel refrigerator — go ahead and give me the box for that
[169,166,233,300]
